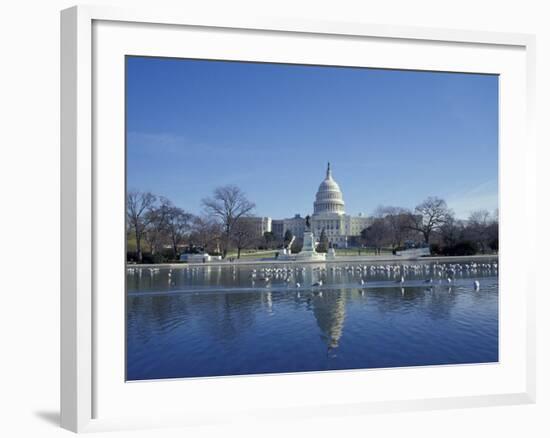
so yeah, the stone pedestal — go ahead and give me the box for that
[302,231,316,252]
[295,231,326,261]
[277,247,293,261]
[326,247,337,260]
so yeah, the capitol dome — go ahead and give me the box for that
[313,163,345,215]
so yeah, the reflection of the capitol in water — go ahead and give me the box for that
[310,290,347,350]
[197,265,348,350]
[295,264,347,351]
[262,288,348,350]
[126,259,499,380]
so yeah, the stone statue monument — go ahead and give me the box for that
[326,240,336,260]
[296,215,326,261]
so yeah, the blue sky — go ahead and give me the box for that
[126,57,498,220]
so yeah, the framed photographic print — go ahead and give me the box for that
[61,5,536,433]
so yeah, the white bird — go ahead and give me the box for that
[312,280,323,287]
[474,280,480,290]
[296,282,301,288]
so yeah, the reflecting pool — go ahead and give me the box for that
[126,259,498,380]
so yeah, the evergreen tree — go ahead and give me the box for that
[317,228,329,253]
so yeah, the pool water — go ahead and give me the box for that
[126,260,498,380]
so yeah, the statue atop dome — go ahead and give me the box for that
[326,162,332,179]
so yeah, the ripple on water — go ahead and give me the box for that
[127,261,499,380]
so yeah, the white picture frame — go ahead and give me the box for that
[60,4,537,433]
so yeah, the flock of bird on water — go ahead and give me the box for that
[127,261,498,293]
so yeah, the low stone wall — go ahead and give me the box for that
[179,253,223,263]
[395,247,431,257]
[134,253,497,268]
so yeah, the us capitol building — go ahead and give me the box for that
[243,163,371,248]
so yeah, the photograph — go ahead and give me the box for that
[125,56,499,381]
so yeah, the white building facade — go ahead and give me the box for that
[271,215,306,241]
[310,163,371,248]
[246,163,371,247]
[239,216,272,238]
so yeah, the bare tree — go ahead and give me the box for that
[467,209,491,253]
[143,197,171,256]
[201,185,256,258]
[487,209,499,251]
[127,191,156,262]
[189,216,223,254]
[408,196,452,244]
[231,219,258,259]
[439,215,464,248]
[375,205,411,249]
[365,218,387,255]
[164,204,193,259]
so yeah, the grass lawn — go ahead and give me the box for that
[334,248,392,257]
[225,248,394,260]
[225,249,279,260]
